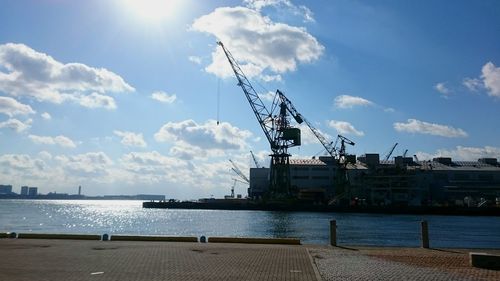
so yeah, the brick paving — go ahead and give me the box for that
[2,239,500,281]
[0,239,318,281]
[309,246,500,281]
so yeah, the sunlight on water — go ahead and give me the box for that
[1,199,500,248]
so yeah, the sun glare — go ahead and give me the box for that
[122,0,181,22]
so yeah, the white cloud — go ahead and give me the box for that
[415,146,500,161]
[113,130,147,147]
[28,134,77,148]
[244,0,315,22]
[334,95,373,109]
[0,118,32,133]
[393,119,467,138]
[77,92,117,110]
[0,96,35,117]
[56,152,113,176]
[0,154,47,175]
[188,56,202,64]
[0,43,134,109]
[191,6,324,79]
[481,61,500,97]
[434,82,450,96]
[151,91,177,104]
[258,91,275,102]
[41,112,51,120]
[463,77,482,92]
[155,119,252,151]
[328,120,364,136]
[297,123,333,145]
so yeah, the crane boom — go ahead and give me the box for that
[384,143,398,161]
[275,90,337,158]
[217,42,275,148]
[229,159,250,183]
[250,150,260,168]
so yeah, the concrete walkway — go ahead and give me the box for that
[0,239,319,281]
[1,239,499,281]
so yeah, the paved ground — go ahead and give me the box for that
[1,239,499,281]
[309,246,500,281]
[0,239,318,281]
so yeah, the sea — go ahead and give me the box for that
[1,199,499,248]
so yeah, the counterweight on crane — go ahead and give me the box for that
[218,42,301,196]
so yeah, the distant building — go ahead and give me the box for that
[0,185,13,194]
[28,187,38,197]
[21,186,29,196]
[78,185,82,196]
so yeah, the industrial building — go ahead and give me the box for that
[249,155,500,207]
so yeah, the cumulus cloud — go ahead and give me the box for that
[151,91,177,104]
[434,82,451,96]
[415,146,500,161]
[0,43,133,109]
[328,120,364,136]
[113,130,147,147]
[41,112,51,120]
[0,118,32,133]
[121,151,186,175]
[334,95,373,109]
[56,152,113,176]
[77,92,117,110]
[244,0,315,22]
[394,119,467,138]
[155,119,252,151]
[28,134,77,148]
[481,62,500,97]
[191,6,324,79]
[0,96,35,117]
[0,154,47,175]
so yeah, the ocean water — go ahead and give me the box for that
[1,199,499,248]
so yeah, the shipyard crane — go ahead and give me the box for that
[229,159,250,184]
[218,42,301,195]
[335,135,355,165]
[250,150,261,168]
[403,149,408,158]
[384,143,398,161]
[274,90,338,159]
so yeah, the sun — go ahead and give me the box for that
[122,0,181,23]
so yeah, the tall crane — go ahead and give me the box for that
[250,150,260,168]
[384,143,398,161]
[275,90,337,159]
[218,42,301,195]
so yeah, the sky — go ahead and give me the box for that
[0,0,499,198]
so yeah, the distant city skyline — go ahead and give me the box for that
[1,0,499,198]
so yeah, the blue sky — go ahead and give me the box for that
[1,0,499,198]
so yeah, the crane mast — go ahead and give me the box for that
[218,42,301,196]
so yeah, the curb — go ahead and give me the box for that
[17,233,101,240]
[110,235,198,242]
[208,237,301,245]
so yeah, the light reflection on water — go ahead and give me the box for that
[1,199,500,248]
